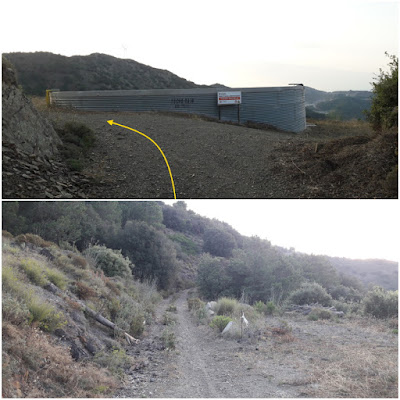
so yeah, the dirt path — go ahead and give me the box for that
[116,291,397,398]
[118,291,309,398]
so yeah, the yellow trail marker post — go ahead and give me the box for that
[107,120,176,199]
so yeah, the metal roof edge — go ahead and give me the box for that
[52,85,304,97]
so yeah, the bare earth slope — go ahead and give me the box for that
[117,291,397,398]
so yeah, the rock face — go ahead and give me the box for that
[2,57,61,158]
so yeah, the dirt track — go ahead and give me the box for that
[116,291,397,398]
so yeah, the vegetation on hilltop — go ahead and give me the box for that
[3,201,397,307]
[3,52,205,96]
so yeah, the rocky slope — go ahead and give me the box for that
[2,57,93,198]
[2,233,161,397]
[2,57,61,158]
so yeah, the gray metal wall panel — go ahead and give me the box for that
[51,86,306,132]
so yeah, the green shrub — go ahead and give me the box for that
[162,312,176,326]
[254,300,267,314]
[84,245,132,278]
[166,304,177,313]
[288,282,332,306]
[56,122,96,171]
[216,297,238,316]
[45,267,68,290]
[266,301,276,315]
[365,53,398,131]
[2,265,23,293]
[2,292,30,326]
[363,286,398,319]
[161,329,176,350]
[332,300,350,313]
[187,297,204,311]
[27,297,67,332]
[169,233,199,255]
[112,293,145,338]
[20,259,48,287]
[93,348,131,378]
[210,315,232,332]
[308,308,332,321]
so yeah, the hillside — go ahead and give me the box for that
[328,257,398,291]
[305,87,372,120]
[2,201,398,398]
[3,52,208,96]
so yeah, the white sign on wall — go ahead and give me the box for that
[217,91,242,105]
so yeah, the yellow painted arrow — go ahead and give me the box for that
[107,120,176,199]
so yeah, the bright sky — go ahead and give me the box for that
[163,200,399,262]
[1,0,398,91]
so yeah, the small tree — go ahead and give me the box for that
[365,52,398,131]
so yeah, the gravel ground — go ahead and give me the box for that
[116,291,398,398]
[43,108,381,199]
[7,103,394,199]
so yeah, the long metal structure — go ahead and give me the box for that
[50,86,306,132]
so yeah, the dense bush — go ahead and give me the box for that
[363,286,398,319]
[118,220,178,290]
[203,227,236,258]
[84,245,132,278]
[55,122,96,171]
[288,282,333,306]
[196,254,231,299]
[365,53,398,131]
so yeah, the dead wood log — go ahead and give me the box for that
[43,282,140,345]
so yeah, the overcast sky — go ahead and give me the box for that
[163,200,398,262]
[1,0,398,91]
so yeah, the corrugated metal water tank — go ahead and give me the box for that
[50,86,306,133]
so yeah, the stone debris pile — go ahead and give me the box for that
[2,141,91,198]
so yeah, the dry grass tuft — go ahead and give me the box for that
[2,324,118,398]
[307,344,398,398]
[75,281,98,300]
